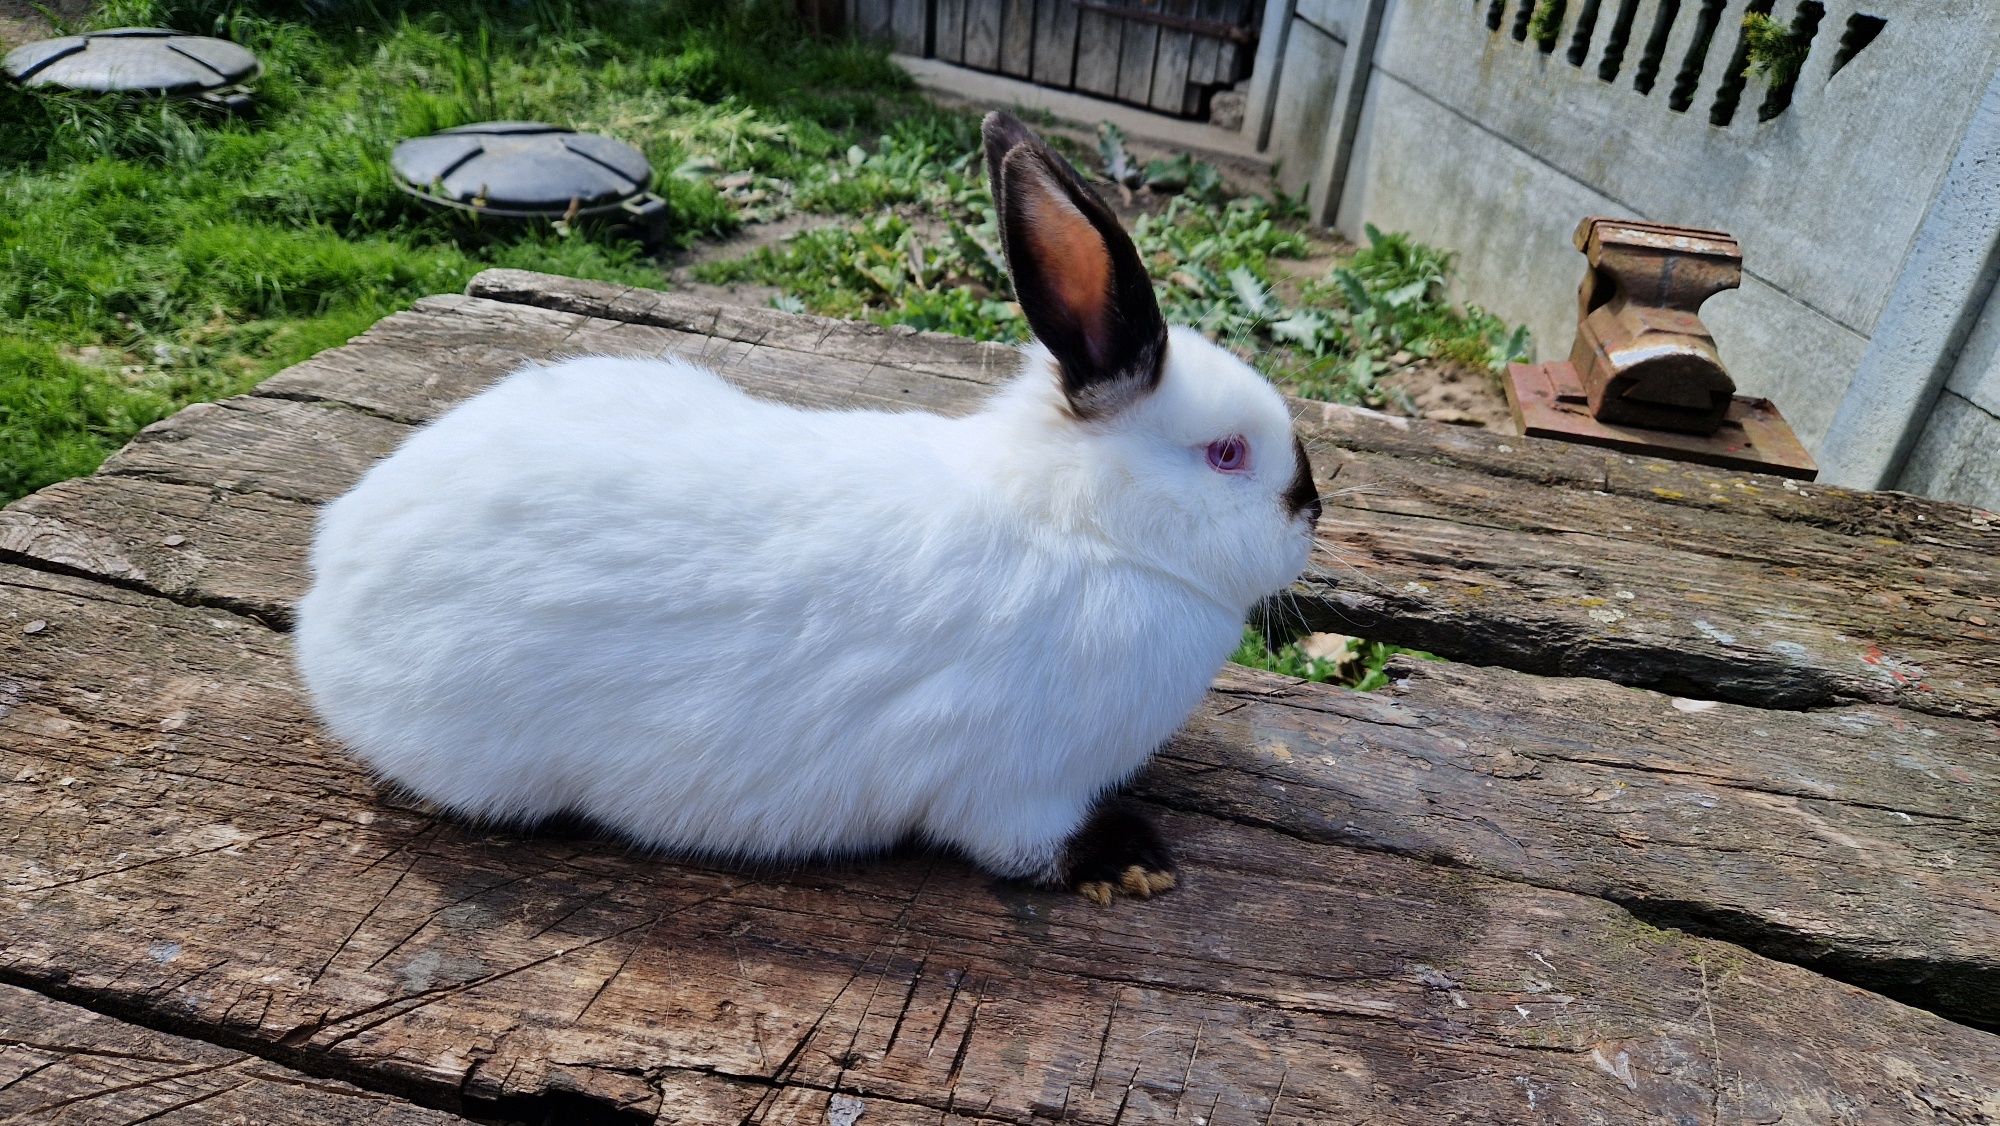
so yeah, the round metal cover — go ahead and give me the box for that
[3,28,259,96]
[390,122,656,218]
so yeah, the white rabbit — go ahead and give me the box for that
[294,112,1321,903]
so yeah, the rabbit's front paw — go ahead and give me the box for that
[1063,800,1177,905]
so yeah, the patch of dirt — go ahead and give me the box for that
[0,0,89,50]
[1265,233,1353,306]
[658,211,820,310]
[1379,358,1519,432]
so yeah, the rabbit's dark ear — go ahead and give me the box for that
[981,111,1039,223]
[982,114,1166,420]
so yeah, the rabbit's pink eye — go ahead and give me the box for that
[1206,436,1248,472]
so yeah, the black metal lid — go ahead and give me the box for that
[3,28,260,96]
[389,122,656,217]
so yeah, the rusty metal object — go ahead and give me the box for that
[1504,216,1818,480]
[1571,218,1742,434]
[1508,360,1818,479]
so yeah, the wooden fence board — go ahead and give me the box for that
[963,0,1004,69]
[1150,0,1199,113]
[1115,14,1161,105]
[1000,0,1036,75]
[1031,0,1079,85]
[1189,0,1224,84]
[934,0,968,61]
[1214,0,1253,78]
[854,0,895,42]
[1073,4,1125,94]
[892,0,930,53]
[842,0,1258,118]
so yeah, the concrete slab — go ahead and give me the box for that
[1270,19,1346,195]
[1900,390,2000,512]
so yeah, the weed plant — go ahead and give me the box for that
[699,126,1528,408]
[1231,627,1433,692]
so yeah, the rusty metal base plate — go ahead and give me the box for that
[1505,362,1818,480]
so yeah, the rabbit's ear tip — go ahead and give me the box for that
[981,110,1038,151]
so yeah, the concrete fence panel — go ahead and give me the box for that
[1314,0,2000,476]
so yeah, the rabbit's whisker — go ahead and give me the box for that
[1309,537,1389,593]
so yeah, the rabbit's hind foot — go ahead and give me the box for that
[1063,799,1178,905]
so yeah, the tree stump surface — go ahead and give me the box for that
[1,270,1995,1125]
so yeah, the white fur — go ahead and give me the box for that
[294,327,1312,882]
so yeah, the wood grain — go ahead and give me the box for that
[1000,0,1036,75]
[0,985,471,1124]
[1295,406,2000,721]
[3,565,1997,1124]
[1149,0,1198,113]
[855,0,894,42]
[934,0,968,62]
[1188,0,1223,85]
[1031,0,1078,86]
[1073,3,1124,95]
[963,0,1003,70]
[891,0,928,54]
[1115,14,1160,105]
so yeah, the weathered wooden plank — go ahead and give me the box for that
[456,272,2000,723]
[1031,0,1078,86]
[855,0,895,42]
[94,396,410,505]
[0,984,469,1124]
[1072,3,1124,94]
[1115,12,1161,105]
[8,408,2000,1030]
[963,0,1003,69]
[4,564,1998,1123]
[1000,0,1036,75]
[6,280,1998,1021]
[461,269,1016,391]
[934,0,968,61]
[9,463,2000,1026]
[6,330,2000,1028]
[1149,0,1199,113]
[0,475,311,626]
[1188,0,1223,85]
[891,0,929,54]
[1183,662,2000,1026]
[1300,395,2000,557]
[1295,422,2000,721]
[1213,0,1252,79]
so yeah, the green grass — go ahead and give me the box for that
[0,0,926,502]
[1742,11,1811,86]
[1231,626,1435,692]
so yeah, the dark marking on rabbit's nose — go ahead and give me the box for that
[1285,436,1322,523]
